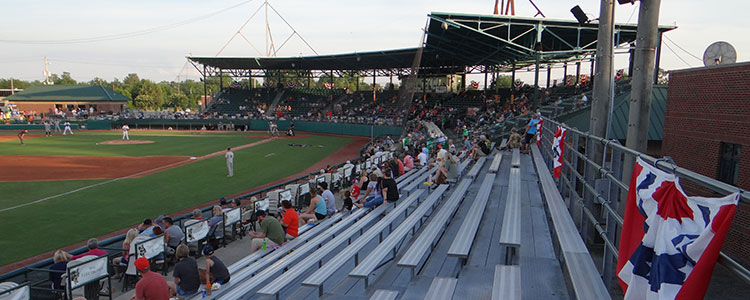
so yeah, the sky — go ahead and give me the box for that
[0,0,747,85]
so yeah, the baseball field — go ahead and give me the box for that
[0,129,367,268]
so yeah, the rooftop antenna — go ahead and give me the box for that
[216,0,318,57]
[43,56,53,85]
[494,0,545,17]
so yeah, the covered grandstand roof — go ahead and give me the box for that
[5,85,130,102]
[189,13,676,74]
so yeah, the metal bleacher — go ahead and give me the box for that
[124,151,597,300]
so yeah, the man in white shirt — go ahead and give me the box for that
[417,149,428,166]
[225,147,234,177]
[319,182,336,216]
[122,124,130,141]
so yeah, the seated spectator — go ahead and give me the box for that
[278,200,299,240]
[341,190,353,211]
[248,210,286,253]
[300,187,326,223]
[162,217,184,250]
[132,257,170,300]
[138,219,155,237]
[199,245,230,285]
[207,206,225,248]
[427,151,458,185]
[356,173,385,208]
[379,167,399,205]
[49,250,69,291]
[167,245,200,298]
[403,153,414,171]
[113,228,139,266]
[184,209,203,227]
[396,156,405,175]
[318,182,336,216]
[69,238,107,260]
[417,148,429,166]
[359,173,380,205]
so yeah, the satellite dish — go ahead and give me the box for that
[703,41,737,66]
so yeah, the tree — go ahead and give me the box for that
[53,72,77,85]
[494,75,513,89]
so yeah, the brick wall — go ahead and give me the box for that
[663,62,750,268]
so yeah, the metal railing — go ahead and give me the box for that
[536,118,750,291]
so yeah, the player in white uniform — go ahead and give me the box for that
[225,147,234,177]
[122,124,130,140]
[62,122,73,135]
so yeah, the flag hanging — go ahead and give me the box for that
[617,158,739,300]
[551,126,566,178]
[536,118,544,146]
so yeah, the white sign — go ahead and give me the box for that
[280,189,293,202]
[185,220,209,243]
[0,284,29,300]
[67,256,108,290]
[224,207,241,225]
[255,198,270,211]
[135,235,164,259]
[299,184,310,195]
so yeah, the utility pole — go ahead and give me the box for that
[10,77,14,95]
[585,0,615,244]
[44,56,52,85]
[622,0,662,209]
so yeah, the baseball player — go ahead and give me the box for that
[63,121,73,136]
[43,121,52,137]
[53,119,61,133]
[17,129,28,145]
[225,147,234,177]
[122,124,130,140]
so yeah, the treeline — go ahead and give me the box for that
[0,71,393,110]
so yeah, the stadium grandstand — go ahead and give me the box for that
[3,8,750,300]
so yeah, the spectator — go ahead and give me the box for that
[300,187,326,223]
[248,210,285,253]
[417,148,428,166]
[278,200,298,240]
[341,190,353,211]
[184,209,203,227]
[49,250,69,291]
[379,167,399,205]
[162,217,184,250]
[168,244,200,298]
[318,182,336,216]
[350,179,361,200]
[132,257,170,300]
[507,128,522,150]
[403,153,414,171]
[357,173,384,208]
[199,245,230,285]
[396,156,405,175]
[138,219,155,237]
[70,238,107,260]
[523,113,540,153]
[113,228,138,266]
[207,206,224,248]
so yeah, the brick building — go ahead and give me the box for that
[662,62,750,268]
[5,85,129,116]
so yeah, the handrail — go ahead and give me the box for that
[538,117,750,286]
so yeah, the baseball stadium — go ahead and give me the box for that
[2,1,750,300]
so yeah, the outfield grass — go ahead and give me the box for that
[0,135,352,265]
[0,132,265,156]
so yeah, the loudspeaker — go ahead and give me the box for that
[617,0,635,4]
[570,5,588,25]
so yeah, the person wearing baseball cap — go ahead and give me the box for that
[132,257,169,300]
[199,245,230,285]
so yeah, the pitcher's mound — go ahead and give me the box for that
[97,140,155,145]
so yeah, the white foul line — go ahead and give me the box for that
[264,153,276,157]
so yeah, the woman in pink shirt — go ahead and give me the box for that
[403,154,414,171]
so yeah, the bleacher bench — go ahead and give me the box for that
[511,148,521,168]
[499,138,508,150]
[349,185,449,287]
[499,167,522,265]
[447,173,496,265]
[492,265,520,300]
[424,277,457,300]
[488,153,503,173]
[300,189,427,296]
[530,145,611,300]
[370,289,399,300]
[398,179,473,276]
[466,156,487,179]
